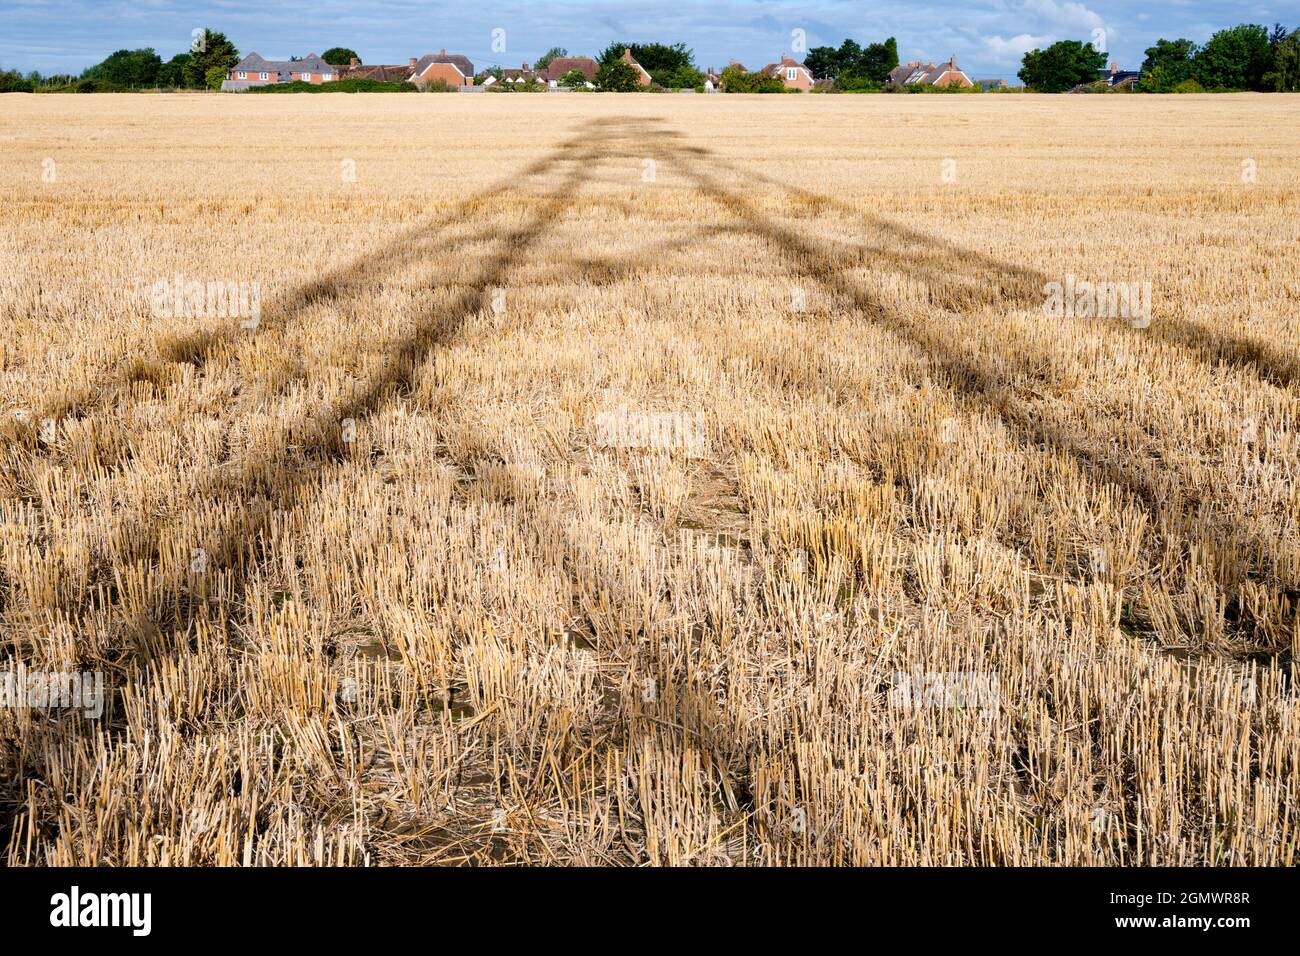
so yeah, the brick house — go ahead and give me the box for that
[409,50,476,88]
[759,54,815,91]
[541,56,600,86]
[888,55,973,88]
[619,48,653,86]
[223,52,339,90]
[1098,62,1142,87]
[497,62,546,84]
[337,58,414,83]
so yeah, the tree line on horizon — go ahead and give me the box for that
[0,29,243,92]
[1020,23,1300,92]
[3,20,1299,94]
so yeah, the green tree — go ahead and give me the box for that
[804,45,839,80]
[719,65,786,93]
[806,39,861,81]
[0,67,34,93]
[597,42,694,85]
[805,37,896,87]
[1141,37,1198,74]
[558,68,589,88]
[322,48,359,66]
[833,39,863,80]
[83,48,162,87]
[1138,38,1197,91]
[535,47,567,71]
[1018,40,1107,92]
[661,65,705,89]
[1139,64,1176,93]
[1192,23,1271,90]
[182,29,239,89]
[204,65,228,90]
[156,53,191,87]
[858,37,899,84]
[1263,29,1300,91]
[595,58,641,91]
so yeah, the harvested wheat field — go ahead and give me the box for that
[0,92,1297,866]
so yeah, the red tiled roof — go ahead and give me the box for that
[542,57,598,82]
[339,64,412,82]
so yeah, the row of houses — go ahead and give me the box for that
[889,57,973,87]
[883,55,1138,90]
[222,49,477,90]
[488,51,818,92]
[223,47,676,91]
[221,48,633,91]
[222,47,1138,93]
[490,53,608,87]
[887,55,1031,90]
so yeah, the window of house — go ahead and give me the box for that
[787,68,797,82]
[259,72,269,81]
[237,72,246,79]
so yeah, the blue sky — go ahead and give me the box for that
[2,0,1298,79]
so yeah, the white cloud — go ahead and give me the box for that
[978,0,1111,67]
[985,33,1052,63]
[1021,0,1106,31]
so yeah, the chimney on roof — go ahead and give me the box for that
[349,57,358,67]
[439,48,446,56]
[409,57,417,68]
[1110,61,1118,74]
[522,62,530,71]
[926,61,934,69]
[950,54,957,67]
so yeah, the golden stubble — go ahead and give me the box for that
[0,92,1297,865]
